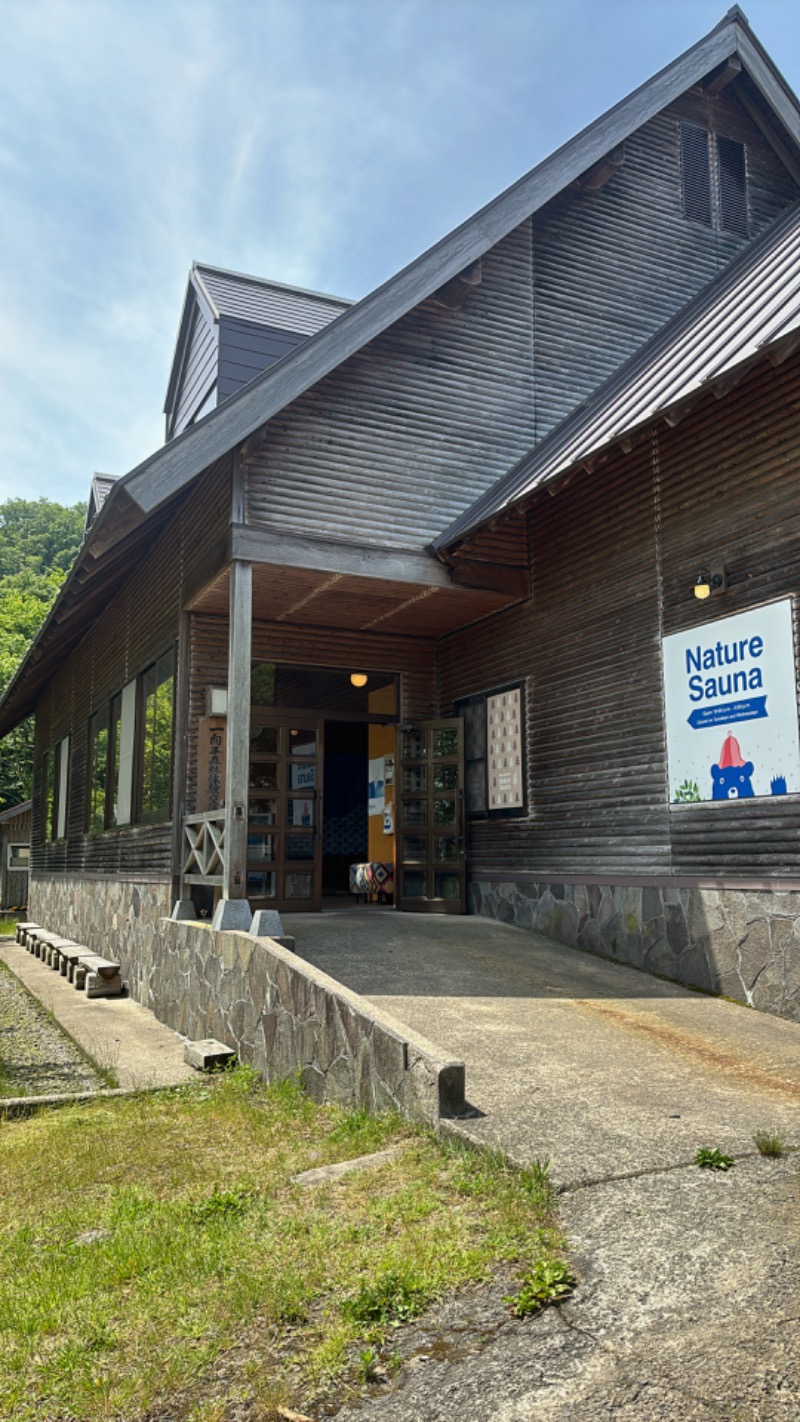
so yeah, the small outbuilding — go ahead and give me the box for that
[0,800,31,913]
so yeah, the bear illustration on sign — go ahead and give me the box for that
[711,733,754,799]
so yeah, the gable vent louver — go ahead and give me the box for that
[681,122,712,226]
[717,135,748,235]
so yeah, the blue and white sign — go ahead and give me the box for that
[662,599,800,803]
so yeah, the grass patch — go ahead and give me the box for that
[754,1129,786,1158]
[0,1067,563,1420]
[0,916,21,938]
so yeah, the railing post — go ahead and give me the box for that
[212,559,252,931]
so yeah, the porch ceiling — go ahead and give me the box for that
[187,561,518,636]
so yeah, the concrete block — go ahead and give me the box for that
[184,1038,237,1071]
[85,971,124,998]
[171,900,197,921]
[212,899,253,932]
[250,908,284,938]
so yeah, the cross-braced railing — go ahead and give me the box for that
[183,811,226,886]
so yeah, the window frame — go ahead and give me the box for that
[8,843,30,870]
[134,647,177,826]
[43,735,69,843]
[454,680,527,821]
[680,121,748,237]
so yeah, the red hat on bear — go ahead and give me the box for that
[718,733,745,769]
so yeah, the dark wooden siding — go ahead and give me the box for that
[0,807,31,907]
[528,86,798,442]
[242,86,797,553]
[31,458,233,879]
[186,616,436,814]
[244,220,538,548]
[170,299,218,439]
[439,349,800,883]
[218,316,306,404]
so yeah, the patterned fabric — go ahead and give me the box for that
[349,862,395,899]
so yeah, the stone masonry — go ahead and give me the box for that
[28,875,464,1123]
[470,878,800,1021]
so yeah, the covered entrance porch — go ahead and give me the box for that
[175,530,523,922]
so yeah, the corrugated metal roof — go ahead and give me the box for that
[193,264,351,335]
[84,472,119,533]
[436,197,800,548]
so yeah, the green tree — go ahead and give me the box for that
[0,500,86,810]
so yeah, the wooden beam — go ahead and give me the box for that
[230,524,452,588]
[223,560,252,902]
[432,259,483,310]
[578,143,626,190]
[447,558,529,598]
[703,55,741,94]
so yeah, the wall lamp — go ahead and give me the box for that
[350,672,368,688]
[694,567,727,601]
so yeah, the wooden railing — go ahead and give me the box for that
[183,811,226,886]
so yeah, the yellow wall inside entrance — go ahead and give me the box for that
[368,685,396,865]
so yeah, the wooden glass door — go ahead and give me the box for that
[396,719,465,913]
[248,712,322,912]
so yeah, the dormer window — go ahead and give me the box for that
[680,123,748,236]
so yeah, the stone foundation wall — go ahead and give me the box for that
[28,875,464,1123]
[29,875,172,1002]
[470,878,800,1021]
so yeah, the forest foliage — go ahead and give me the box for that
[0,499,86,810]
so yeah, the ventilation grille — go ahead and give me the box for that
[681,123,712,227]
[717,135,748,235]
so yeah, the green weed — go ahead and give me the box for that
[696,1146,734,1171]
[505,1257,575,1316]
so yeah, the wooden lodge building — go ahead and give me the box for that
[4,8,800,1022]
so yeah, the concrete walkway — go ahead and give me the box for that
[0,937,195,1092]
[287,910,800,1420]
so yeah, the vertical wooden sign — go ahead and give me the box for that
[196,716,227,812]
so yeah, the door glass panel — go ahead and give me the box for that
[287,798,314,827]
[403,765,426,792]
[433,797,456,826]
[402,834,427,861]
[248,832,277,861]
[402,870,427,897]
[289,762,317,792]
[286,832,315,860]
[434,835,458,862]
[250,764,279,791]
[251,726,279,754]
[248,870,277,898]
[289,731,317,755]
[433,728,458,758]
[403,798,427,827]
[285,871,313,898]
[433,764,458,791]
[403,730,426,760]
[434,872,461,900]
[250,800,278,825]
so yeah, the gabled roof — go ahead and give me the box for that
[84,473,118,534]
[164,264,350,419]
[124,7,800,518]
[2,9,800,737]
[0,799,31,824]
[436,196,800,549]
[193,263,351,334]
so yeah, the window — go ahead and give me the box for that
[455,683,526,819]
[137,649,175,823]
[43,735,69,841]
[680,123,747,236]
[85,654,173,833]
[8,844,29,870]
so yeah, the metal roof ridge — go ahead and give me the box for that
[194,262,353,308]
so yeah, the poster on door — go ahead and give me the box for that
[662,598,800,803]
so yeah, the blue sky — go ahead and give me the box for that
[1,0,799,507]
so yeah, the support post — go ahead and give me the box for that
[171,609,193,915]
[213,559,252,932]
